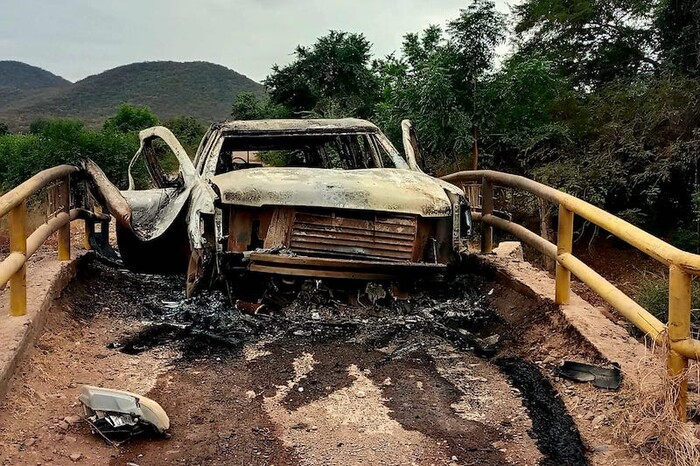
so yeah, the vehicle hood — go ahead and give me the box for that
[211,167,453,217]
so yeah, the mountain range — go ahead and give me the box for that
[0,60,265,130]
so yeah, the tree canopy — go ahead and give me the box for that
[264,31,379,118]
[103,103,159,133]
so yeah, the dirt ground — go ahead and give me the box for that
[0,258,651,465]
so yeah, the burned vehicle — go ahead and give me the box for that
[85,119,472,297]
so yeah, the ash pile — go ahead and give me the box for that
[112,271,503,358]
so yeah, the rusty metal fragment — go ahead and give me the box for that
[82,159,132,230]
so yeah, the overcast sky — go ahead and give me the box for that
[1,0,513,83]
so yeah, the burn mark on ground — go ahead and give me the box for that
[245,337,511,465]
[113,359,299,466]
[370,350,510,465]
[60,259,589,465]
[248,340,377,409]
[495,357,588,466]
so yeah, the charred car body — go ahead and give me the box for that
[85,119,472,297]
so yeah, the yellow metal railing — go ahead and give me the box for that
[1,165,695,419]
[0,165,108,316]
[443,170,699,420]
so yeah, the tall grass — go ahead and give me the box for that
[635,272,700,335]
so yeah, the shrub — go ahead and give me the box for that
[635,272,700,335]
[0,119,139,190]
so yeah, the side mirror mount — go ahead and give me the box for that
[401,120,425,172]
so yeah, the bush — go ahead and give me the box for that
[163,116,206,147]
[671,228,700,253]
[0,119,139,190]
[635,272,700,333]
[103,104,159,133]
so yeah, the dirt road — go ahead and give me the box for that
[0,259,637,465]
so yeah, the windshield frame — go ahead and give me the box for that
[200,130,409,178]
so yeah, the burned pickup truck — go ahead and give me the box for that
[85,118,472,296]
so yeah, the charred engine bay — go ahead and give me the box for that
[66,258,589,465]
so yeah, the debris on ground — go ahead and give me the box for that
[558,361,622,390]
[108,270,504,361]
[0,258,638,465]
[78,385,170,444]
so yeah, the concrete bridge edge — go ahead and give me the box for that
[0,251,88,400]
[470,241,656,381]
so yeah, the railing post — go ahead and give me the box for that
[9,201,27,316]
[668,264,691,421]
[57,175,71,261]
[555,205,574,305]
[481,177,493,253]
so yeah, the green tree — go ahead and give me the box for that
[103,103,159,133]
[374,0,505,171]
[656,0,700,75]
[513,0,657,87]
[163,116,206,147]
[264,31,379,117]
[479,55,576,171]
[231,92,291,120]
[232,92,266,120]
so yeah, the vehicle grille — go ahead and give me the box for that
[290,211,417,262]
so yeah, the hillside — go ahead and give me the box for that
[0,61,264,129]
[0,61,71,107]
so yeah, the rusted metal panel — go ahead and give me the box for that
[212,167,452,217]
[227,209,253,252]
[412,220,433,262]
[213,118,379,135]
[248,252,445,280]
[264,208,295,249]
[289,211,417,262]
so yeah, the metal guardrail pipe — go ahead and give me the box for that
[672,338,700,359]
[0,165,108,317]
[0,208,108,290]
[447,169,697,420]
[444,170,700,275]
[473,212,667,343]
[473,212,557,259]
[0,165,79,218]
[0,253,25,292]
[558,253,666,342]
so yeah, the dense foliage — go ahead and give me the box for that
[103,104,159,133]
[0,119,138,190]
[264,31,380,118]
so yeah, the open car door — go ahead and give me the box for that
[401,119,425,172]
[85,126,201,274]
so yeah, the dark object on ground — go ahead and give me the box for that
[88,228,124,268]
[496,357,588,466]
[558,361,622,390]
